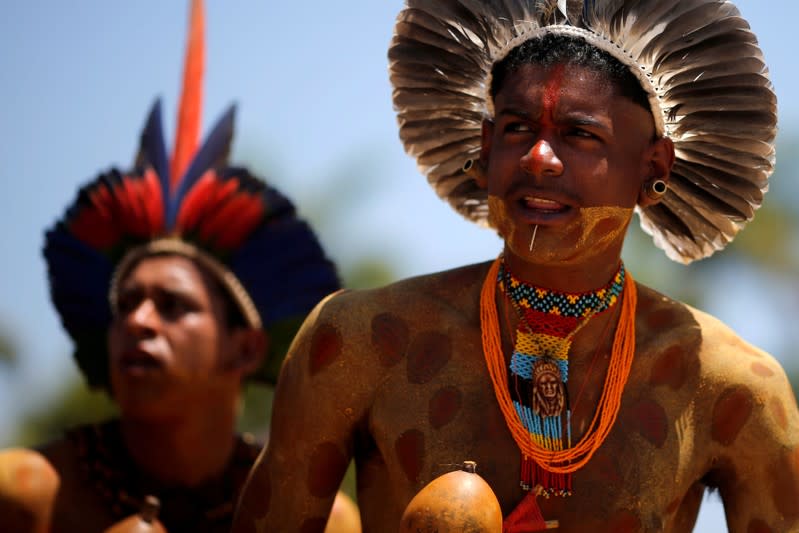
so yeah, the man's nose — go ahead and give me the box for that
[520,139,564,178]
[126,299,159,336]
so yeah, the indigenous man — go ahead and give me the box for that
[0,1,350,532]
[233,1,799,532]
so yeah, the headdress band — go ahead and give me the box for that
[486,25,665,137]
[110,238,262,330]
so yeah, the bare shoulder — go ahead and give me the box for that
[685,303,798,443]
[635,281,795,414]
[686,303,794,404]
[291,261,493,360]
[275,260,493,402]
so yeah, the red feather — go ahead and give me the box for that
[170,0,205,187]
[142,168,165,233]
[199,192,264,249]
[69,171,166,249]
[175,170,216,231]
[215,194,265,249]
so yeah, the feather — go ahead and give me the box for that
[134,100,170,203]
[46,0,341,390]
[389,0,777,262]
[168,105,236,228]
[170,0,205,189]
[175,170,217,231]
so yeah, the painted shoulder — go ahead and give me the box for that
[313,260,494,327]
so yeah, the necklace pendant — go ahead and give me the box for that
[531,358,565,418]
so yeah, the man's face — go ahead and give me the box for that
[108,255,240,418]
[481,62,658,267]
[538,371,559,399]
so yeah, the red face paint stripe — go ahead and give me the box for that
[541,64,566,128]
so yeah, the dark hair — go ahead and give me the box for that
[490,33,650,111]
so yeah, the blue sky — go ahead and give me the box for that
[1,1,796,529]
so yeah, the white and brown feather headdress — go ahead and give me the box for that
[389,0,776,263]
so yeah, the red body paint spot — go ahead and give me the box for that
[591,453,623,486]
[300,517,328,533]
[428,387,463,429]
[371,313,409,368]
[711,386,753,446]
[750,362,774,378]
[309,324,342,376]
[605,510,641,533]
[769,446,799,520]
[395,429,425,483]
[649,345,688,389]
[747,518,773,533]
[307,442,348,498]
[630,398,668,448]
[770,397,788,431]
[406,331,452,384]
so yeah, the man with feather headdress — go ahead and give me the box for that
[234,1,799,532]
[0,1,354,531]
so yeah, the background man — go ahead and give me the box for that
[2,1,347,531]
[232,1,799,532]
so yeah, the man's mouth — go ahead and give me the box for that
[118,349,165,375]
[520,195,569,213]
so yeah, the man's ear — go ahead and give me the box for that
[638,136,675,207]
[229,328,268,378]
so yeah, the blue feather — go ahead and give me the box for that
[137,99,170,207]
[167,105,237,229]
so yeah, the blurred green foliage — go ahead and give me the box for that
[0,328,17,367]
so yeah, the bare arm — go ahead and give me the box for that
[706,348,799,532]
[232,291,376,533]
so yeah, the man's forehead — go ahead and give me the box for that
[121,255,207,289]
[496,63,615,105]
[494,64,619,120]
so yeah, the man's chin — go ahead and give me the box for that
[500,207,632,267]
[112,381,178,419]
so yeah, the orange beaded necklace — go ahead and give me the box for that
[480,257,637,475]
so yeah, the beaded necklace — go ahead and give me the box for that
[483,257,636,498]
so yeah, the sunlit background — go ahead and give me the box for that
[1,1,797,530]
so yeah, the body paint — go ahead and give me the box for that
[488,195,633,266]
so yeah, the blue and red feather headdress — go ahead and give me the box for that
[43,0,340,387]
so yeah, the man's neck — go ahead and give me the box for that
[119,401,239,488]
[502,252,623,294]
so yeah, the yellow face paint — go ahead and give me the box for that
[488,195,633,266]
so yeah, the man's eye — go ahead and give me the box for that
[569,128,596,139]
[157,295,190,318]
[505,122,532,133]
[115,293,140,314]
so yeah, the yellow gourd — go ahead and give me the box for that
[399,461,502,533]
